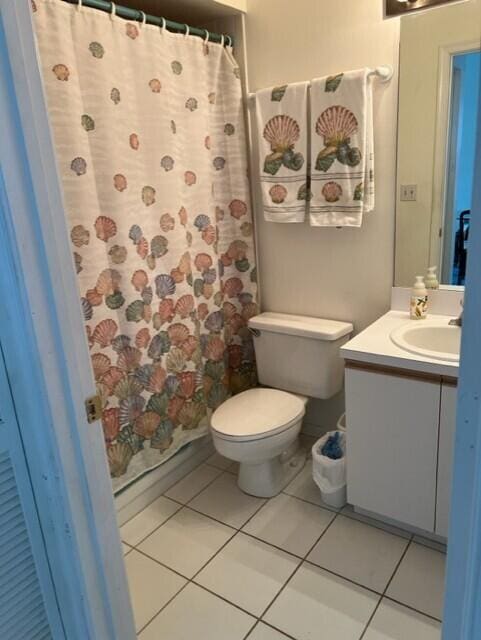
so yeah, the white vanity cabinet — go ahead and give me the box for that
[345,363,457,536]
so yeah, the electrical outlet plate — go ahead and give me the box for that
[400,184,417,201]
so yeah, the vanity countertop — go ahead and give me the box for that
[340,311,459,378]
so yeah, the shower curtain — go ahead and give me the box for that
[33,0,258,491]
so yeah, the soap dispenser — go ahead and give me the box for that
[425,266,439,290]
[410,276,428,319]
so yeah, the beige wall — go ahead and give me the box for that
[395,0,481,286]
[245,0,400,430]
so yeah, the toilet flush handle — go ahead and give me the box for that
[248,327,261,337]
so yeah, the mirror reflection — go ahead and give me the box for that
[395,0,481,288]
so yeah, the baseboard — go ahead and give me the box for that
[115,436,215,526]
[354,505,447,546]
[301,422,330,438]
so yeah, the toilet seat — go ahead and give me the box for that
[211,388,305,442]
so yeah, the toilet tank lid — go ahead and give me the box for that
[249,312,353,341]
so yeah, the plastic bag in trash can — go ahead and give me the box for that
[312,430,346,493]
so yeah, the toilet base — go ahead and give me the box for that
[237,447,307,498]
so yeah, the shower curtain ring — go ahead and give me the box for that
[226,35,232,47]
[110,2,116,20]
[184,24,190,37]
[220,34,225,47]
[138,11,147,27]
[77,0,82,10]
[204,29,210,43]
[160,17,166,34]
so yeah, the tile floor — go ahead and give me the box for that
[121,443,446,639]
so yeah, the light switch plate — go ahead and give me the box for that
[400,184,417,201]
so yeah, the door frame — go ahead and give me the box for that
[442,42,481,640]
[0,1,135,638]
[429,39,480,275]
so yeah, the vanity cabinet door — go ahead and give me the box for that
[435,383,457,538]
[345,368,440,532]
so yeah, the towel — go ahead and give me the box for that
[310,69,374,227]
[255,82,309,222]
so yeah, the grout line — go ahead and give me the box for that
[382,595,443,624]
[189,579,260,618]
[122,504,182,549]
[122,462,226,548]
[165,463,224,504]
[243,620,298,640]
[281,489,341,514]
[127,462,443,638]
[358,537,414,640]
[242,619,261,640]
[258,511,341,622]
[204,460,238,475]
[302,559,386,598]
[136,576,190,636]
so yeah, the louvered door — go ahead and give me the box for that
[0,343,65,639]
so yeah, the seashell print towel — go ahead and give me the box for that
[310,69,374,227]
[255,82,309,222]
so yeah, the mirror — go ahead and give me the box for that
[395,0,481,287]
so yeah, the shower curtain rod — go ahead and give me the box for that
[62,0,234,46]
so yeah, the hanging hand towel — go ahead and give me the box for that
[310,69,374,227]
[255,82,309,222]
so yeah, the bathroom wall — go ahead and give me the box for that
[244,0,400,433]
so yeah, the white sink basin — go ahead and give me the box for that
[390,320,461,362]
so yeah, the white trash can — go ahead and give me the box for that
[312,430,347,509]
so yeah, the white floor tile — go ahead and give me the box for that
[120,496,181,546]
[386,543,446,620]
[363,599,442,639]
[164,463,222,504]
[248,622,292,639]
[243,493,335,556]
[307,515,409,592]
[124,549,186,632]
[206,451,235,471]
[138,507,235,578]
[195,532,300,616]
[264,563,379,640]
[189,472,266,529]
[283,463,337,511]
[139,583,255,640]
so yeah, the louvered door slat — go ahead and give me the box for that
[4,600,50,640]
[0,454,54,639]
[0,528,29,561]
[2,592,44,630]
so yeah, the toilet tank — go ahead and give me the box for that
[249,312,353,400]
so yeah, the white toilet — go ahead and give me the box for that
[211,312,353,497]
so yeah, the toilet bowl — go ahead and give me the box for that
[211,388,308,498]
[211,312,353,498]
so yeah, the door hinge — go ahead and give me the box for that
[85,395,102,424]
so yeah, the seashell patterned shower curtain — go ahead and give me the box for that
[33,0,258,491]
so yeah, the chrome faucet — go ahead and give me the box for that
[449,300,463,327]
